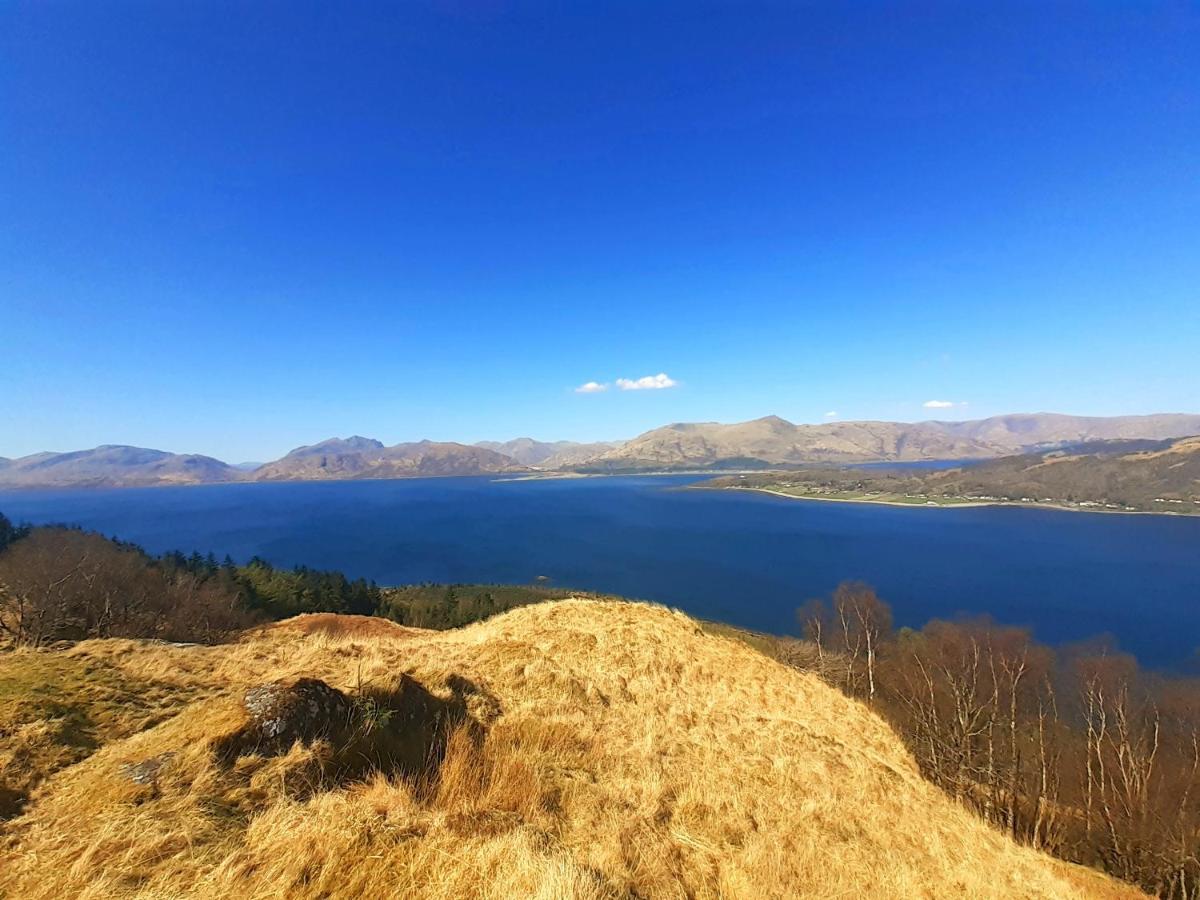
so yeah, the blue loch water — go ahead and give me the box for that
[2,475,1197,668]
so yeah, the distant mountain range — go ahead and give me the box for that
[922,413,1200,453]
[473,438,622,468]
[0,445,240,489]
[254,437,525,481]
[579,416,993,470]
[0,438,524,489]
[575,412,1200,471]
[2,413,1198,488]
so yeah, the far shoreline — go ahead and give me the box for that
[704,484,1199,518]
[0,469,706,492]
[2,472,1197,519]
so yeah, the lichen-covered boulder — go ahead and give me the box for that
[213,673,482,783]
[218,678,353,759]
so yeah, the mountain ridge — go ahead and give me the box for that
[577,412,1200,471]
[3,413,1199,488]
[253,439,527,481]
[473,437,621,467]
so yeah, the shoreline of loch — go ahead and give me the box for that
[701,485,1198,517]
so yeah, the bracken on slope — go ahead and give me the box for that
[0,601,1142,898]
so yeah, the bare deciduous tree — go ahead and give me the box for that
[0,527,252,646]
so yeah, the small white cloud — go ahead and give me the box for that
[574,381,608,394]
[923,399,965,409]
[616,372,678,391]
[824,411,838,418]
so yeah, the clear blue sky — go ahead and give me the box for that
[2,2,1197,462]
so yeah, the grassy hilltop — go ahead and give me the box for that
[0,600,1136,899]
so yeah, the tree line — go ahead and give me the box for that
[799,581,1200,898]
[0,513,559,646]
[0,513,382,645]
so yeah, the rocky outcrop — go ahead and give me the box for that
[217,678,354,759]
[213,674,489,781]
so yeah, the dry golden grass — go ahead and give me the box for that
[0,600,1144,898]
[255,611,421,640]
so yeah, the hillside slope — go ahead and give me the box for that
[0,601,1136,898]
[916,434,1200,510]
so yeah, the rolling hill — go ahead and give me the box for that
[0,446,243,488]
[0,600,1137,898]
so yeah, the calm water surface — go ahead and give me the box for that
[2,475,1197,668]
